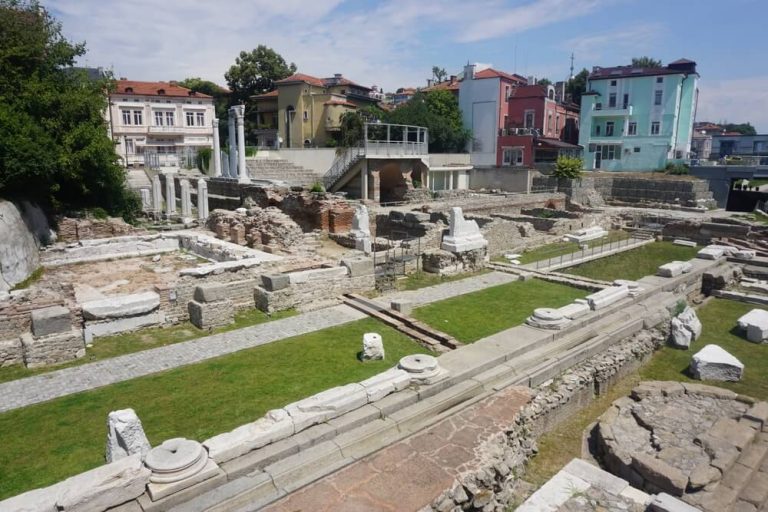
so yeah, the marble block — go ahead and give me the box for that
[106,408,151,462]
[285,383,369,431]
[82,292,160,320]
[657,261,693,278]
[362,332,384,360]
[203,409,294,464]
[441,207,488,253]
[585,286,630,310]
[359,368,411,402]
[563,226,607,243]
[690,344,744,381]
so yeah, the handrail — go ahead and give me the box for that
[323,145,365,189]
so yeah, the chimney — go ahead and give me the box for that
[464,63,476,80]
[334,73,342,79]
[449,75,457,83]
[426,78,433,87]
[528,76,535,85]
[119,77,127,80]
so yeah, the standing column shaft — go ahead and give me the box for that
[212,119,222,177]
[236,105,249,183]
[228,110,237,178]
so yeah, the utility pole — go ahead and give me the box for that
[569,53,575,80]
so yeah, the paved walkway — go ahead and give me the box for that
[0,272,516,413]
[522,236,653,272]
[263,386,531,512]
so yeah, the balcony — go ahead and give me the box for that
[592,103,633,117]
[499,127,537,136]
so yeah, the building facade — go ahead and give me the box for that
[496,84,581,168]
[251,73,378,148]
[711,133,768,159]
[578,59,699,171]
[459,65,528,167]
[108,80,215,169]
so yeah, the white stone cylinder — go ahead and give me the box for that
[228,111,237,179]
[197,179,209,221]
[212,118,222,177]
[235,105,249,184]
[151,175,162,213]
[180,179,192,218]
[362,332,384,360]
[165,173,176,217]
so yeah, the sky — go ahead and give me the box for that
[48,0,768,131]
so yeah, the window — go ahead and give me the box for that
[651,121,660,135]
[133,110,143,125]
[656,76,664,84]
[622,94,629,109]
[595,124,601,136]
[634,147,641,153]
[600,145,617,160]
[654,90,663,105]
[303,110,308,121]
[505,85,511,100]
[125,138,135,154]
[196,112,205,126]
[502,147,524,166]
[186,112,195,126]
[627,122,637,135]
[555,114,560,134]
[608,93,617,108]
[610,80,617,86]
[547,113,552,131]
[606,121,615,136]
[524,110,535,128]
[121,110,131,125]
[154,111,164,126]
[165,111,175,126]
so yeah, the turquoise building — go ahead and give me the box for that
[578,59,699,171]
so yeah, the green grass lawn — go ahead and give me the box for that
[0,317,425,500]
[640,298,768,400]
[412,278,587,343]
[562,241,699,282]
[0,308,296,385]
[396,269,491,291]
[503,230,631,265]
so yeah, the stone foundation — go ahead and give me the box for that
[0,338,23,367]
[188,299,235,330]
[422,248,487,275]
[20,329,85,368]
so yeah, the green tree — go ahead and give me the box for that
[537,78,552,87]
[431,66,447,83]
[566,68,589,106]
[177,77,230,122]
[631,56,662,68]
[386,90,470,153]
[553,156,583,180]
[722,123,757,136]
[0,0,139,221]
[224,45,296,105]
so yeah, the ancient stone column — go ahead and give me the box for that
[228,109,237,179]
[235,105,249,184]
[197,179,209,221]
[212,118,222,178]
[165,173,176,218]
[139,188,151,211]
[152,174,162,213]
[180,179,192,218]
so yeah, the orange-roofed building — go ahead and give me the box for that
[251,72,380,148]
[108,80,216,169]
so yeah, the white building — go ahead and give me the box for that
[108,80,215,169]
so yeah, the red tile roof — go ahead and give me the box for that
[114,80,212,98]
[252,89,279,100]
[474,68,527,83]
[424,79,460,92]
[324,99,358,108]
[275,73,326,87]
[589,59,697,81]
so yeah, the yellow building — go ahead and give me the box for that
[251,73,379,148]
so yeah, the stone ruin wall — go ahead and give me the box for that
[56,216,143,244]
[426,326,669,512]
[533,175,716,209]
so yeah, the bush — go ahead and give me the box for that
[309,182,325,193]
[196,148,212,173]
[412,179,422,189]
[666,162,690,175]
[553,156,583,180]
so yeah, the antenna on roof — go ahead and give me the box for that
[569,53,575,80]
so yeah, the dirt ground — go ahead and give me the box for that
[37,252,205,301]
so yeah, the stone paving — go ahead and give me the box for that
[263,386,531,512]
[0,271,516,413]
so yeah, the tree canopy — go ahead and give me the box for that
[431,66,447,83]
[631,56,662,68]
[722,123,757,136]
[0,0,139,220]
[385,90,470,153]
[566,68,589,106]
[536,78,552,87]
[224,45,296,105]
[177,77,230,135]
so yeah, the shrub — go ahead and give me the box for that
[196,148,212,172]
[553,156,583,180]
[412,179,422,189]
[666,163,690,175]
[309,182,325,193]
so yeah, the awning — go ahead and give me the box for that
[535,138,582,150]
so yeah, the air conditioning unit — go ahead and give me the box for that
[595,103,603,110]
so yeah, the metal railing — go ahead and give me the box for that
[364,140,427,156]
[323,146,365,189]
[526,235,653,271]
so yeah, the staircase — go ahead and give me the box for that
[125,168,151,190]
[245,158,322,188]
[323,146,365,192]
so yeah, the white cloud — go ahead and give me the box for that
[564,23,665,61]
[697,77,768,132]
[456,0,609,43]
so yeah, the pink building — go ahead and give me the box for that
[496,84,581,167]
